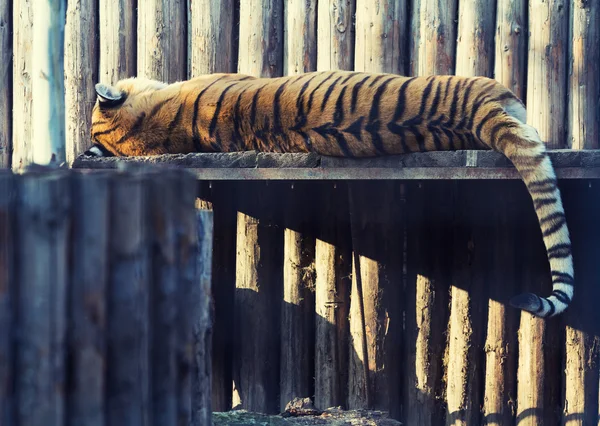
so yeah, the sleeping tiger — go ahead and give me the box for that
[85,70,574,318]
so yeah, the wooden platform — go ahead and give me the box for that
[72,149,600,180]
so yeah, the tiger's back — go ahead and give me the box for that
[87,70,574,320]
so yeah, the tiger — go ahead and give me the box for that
[85,70,574,318]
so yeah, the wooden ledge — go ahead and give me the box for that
[72,149,600,180]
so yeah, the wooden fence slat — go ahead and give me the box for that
[0,171,14,424]
[568,1,600,149]
[317,0,355,71]
[494,0,527,100]
[284,0,317,74]
[11,0,33,170]
[455,0,495,77]
[0,0,11,168]
[67,171,109,426]
[137,0,186,82]
[64,0,98,165]
[526,0,569,148]
[15,170,70,426]
[409,0,457,75]
[106,170,150,426]
[189,0,236,76]
[354,0,406,74]
[99,0,136,84]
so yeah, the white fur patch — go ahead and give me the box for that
[89,146,104,157]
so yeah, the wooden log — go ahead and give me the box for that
[403,182,452,425]
[189,0,236,76]
[148,170,179,426]
[11,0,33,170]
[99,0,136,84]
[280,182,316,411]
[0,171,14,424]
[314,183,351,410]
[455,0,495,77]
[317,0,355,71]
[137,0,186,82]
[67,171,109,426]
[238,0,284,77]
[494,0,527,100]
[409,0,457,75]
[0,0,11,168]
[106,170,150,426]
[284,0,317,74]
[15,169,70,426]
[567,1,599,149]
[526,0,569,149]
[354,0,406,74]
[561,181,600,425]
[64,0,98,164]
[192,209,214,426]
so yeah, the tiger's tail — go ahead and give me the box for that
[478,98,574,318]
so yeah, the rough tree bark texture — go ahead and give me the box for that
[190,0,236,76]
[99,0,136,84]
[526,0,568,148]
[354,0,406,74]
[12,0,33,170]
[284,0,316,75]
[409,0,458,76]
[65,0,98,164]
[567,1,599,150]
[494,0,527,100]
[0,0,11,168]
[138,0,186,82]
[317,0,355,71]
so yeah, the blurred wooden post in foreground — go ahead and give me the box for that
[0,0,11,168]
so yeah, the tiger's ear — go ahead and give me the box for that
[95,83,126,107]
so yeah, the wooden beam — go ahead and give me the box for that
[99,0,136,84]
[0,0,11,168]
[317,0,355,71]
[284,0,317,74]
[494,0,527,100]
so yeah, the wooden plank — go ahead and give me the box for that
[67,171,109,426]
[106,170,150,426]
[455,0,495,77]
[0,171,14,425]
[409,0,457,75]
[354,0,406,74]
[15,169,70,426]
[284,0,317,74]
[0,0,11,168]
[138,0,186,82]
[494,0,527,100]
[99,0,136,84]
[568,1,599,149]
[317,0,355,71]
[314,182,351,410]
[64,0,98,165]
[526,0,569,149]
[189,0,236,76]
[279,182,316,411]
[238,0,283,77]
[11,0,33,170]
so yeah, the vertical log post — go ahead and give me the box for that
[67,171,109,426]
[284,0,316,74]
[12,0,33,170]
[455,0,495,76]
[526,0,569,148]
[409,0,458,75]
[314,183,351,410]
[137,0,187,82]
[31,0,66,165]
[15,169,70,426]
[317,0,356,70]
[0,171,14,424]
[106,170,150,426]
[494,0,527,100]
[567,1,599,150]
[64,0,98,164]
[189,0,236,76]
[0,0,11,168]
[99,0,136,84]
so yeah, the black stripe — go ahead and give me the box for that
[343,117,364,141]
[418,76,436,116]
[541,214,567,237]
[387,122,411,153]
[475,107,504,141]
[443,76,453,102]
[290,74,320,132]
[547,243,572,259]
[233,87,250,148]
[441,128,456,150]
[193,75,228,151]
[489,92,519,103]
[350,75,371,113]
[365,77,395,155]
[446,79,464,127]
[333,86,348,125]
[551,290,571,304]
[552,271,574,285]
[392,77,416,121]
[147,98,171,121]
[428,79,442,118]
[539,211,566,226]
[341,72,360,85]
[307,73,336,112]
[428,127,444,150]
[545,298,556,316]
[368,74,386,88]
[467,93,490,130]
[312,123,354,157]
[209,82,239,137]
[114,112,146,145]
[273,80,290,134]
[321,76,343,111]
[250,84,269,127]
[92,125,119,139]
[162,103,185,149]
[459,79,478,119]
[533,197,557,209]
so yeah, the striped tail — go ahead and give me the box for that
[480,105,574,318]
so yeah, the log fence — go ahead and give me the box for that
[0,165,213,426]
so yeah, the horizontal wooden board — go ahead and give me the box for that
[72,150,600,180]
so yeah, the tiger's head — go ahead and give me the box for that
[84,77,169,157]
